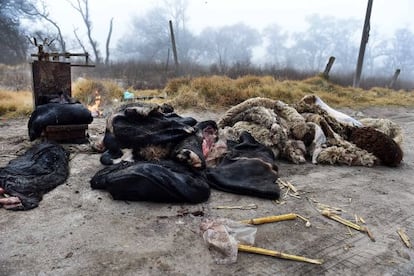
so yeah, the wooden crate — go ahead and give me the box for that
[43,124,88,143]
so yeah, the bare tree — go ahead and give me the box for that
[387,29,414,76]
[263,24,288,67]
[68,0,114,64]
[117,7,170,62]
[117,1,200,63]
[0,0,37,64]
[287,15,359,73]
[73,28,87,54]
[199,23,261,72]
[23,0,66,52]
[362,30,389,76]
[69,0,101,62]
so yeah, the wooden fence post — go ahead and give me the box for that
[323,56,335,79]
[389,69,401,89]
[169,20,179,75]
[353,0,374,88]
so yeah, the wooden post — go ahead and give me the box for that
[353,0,373,88]
[389,69,401,89]
[169,20,179,74]
[165,47,170,72]
[323,56,335,79]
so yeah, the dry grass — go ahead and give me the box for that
[0,90,33,118]
[72,78,124,106]
[2,75,414,119]
[166,75,414,109]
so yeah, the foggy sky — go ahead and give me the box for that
[36,0,414,56]
[37,0,414,44]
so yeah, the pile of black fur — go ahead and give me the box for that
[91,102,281,203]
[0,142,70,210]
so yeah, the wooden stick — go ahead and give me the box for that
[397,228,412,248]
[238,244,323,265]
[322,209,375,242]
[213,204,257,210]
[240,213,297,225]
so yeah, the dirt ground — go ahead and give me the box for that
[0,106,413,276]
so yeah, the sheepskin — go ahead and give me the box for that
[295,95,352,138]
[316,145,377,166]
[217,97,280,128]
[348,126,403,167]
[359,118,404,145]
[218,97,310,163]
[217,95,403,167]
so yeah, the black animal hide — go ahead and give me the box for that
[206,132,280,199]
[0,142,70,210]
[28,103,93,141]
[111,111,195,148]
[101,103,197,165]
[91,160,211,204]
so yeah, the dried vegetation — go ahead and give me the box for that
[1,75,414,118]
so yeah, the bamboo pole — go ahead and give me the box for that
[240,213,297,225]
[238,244,323,265]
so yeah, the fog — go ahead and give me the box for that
[2,0,414,81]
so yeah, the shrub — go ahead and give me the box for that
[72,78,123,105]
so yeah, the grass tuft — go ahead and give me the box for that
[0,90,33,118]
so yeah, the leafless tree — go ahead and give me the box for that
[199,23,261,72]
[23,0,66,52]
[67,0,112,64]
[73,28,87,54]
[117,0,200,64]
[68,0,101,63]
[0,0,37,64]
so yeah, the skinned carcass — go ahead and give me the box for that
[0,142,69,210]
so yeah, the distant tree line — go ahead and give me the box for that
[1,0,413,87]
[0,0,35,64]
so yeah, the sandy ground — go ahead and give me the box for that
[0,106,413,276]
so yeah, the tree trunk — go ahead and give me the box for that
[70,0,101,63]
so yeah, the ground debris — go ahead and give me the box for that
[397,228,412,248]
[213,203,258,210]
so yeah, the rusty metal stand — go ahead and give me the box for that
[30,40,95,143]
